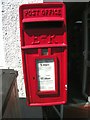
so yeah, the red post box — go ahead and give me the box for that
[19,2,67,106]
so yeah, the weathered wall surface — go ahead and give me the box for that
[2,0,42,97]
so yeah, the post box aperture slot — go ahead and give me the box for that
[23,21,63,29]
[36,59,55,92]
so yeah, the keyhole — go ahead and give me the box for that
[33,77,35,80]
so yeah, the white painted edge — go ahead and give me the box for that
[88,96,90,102]
[0,0,6,69]
[27,0,43,3]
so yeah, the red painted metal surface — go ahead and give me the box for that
[19,2,67,106]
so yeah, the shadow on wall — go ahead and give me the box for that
[19,98,43,119]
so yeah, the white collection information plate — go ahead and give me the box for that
[36,59,55,91]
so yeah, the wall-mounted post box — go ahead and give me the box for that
[19,2,67,106]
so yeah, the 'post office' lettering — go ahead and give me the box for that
[24,9,62,18]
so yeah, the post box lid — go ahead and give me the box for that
[22,17,64,23]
